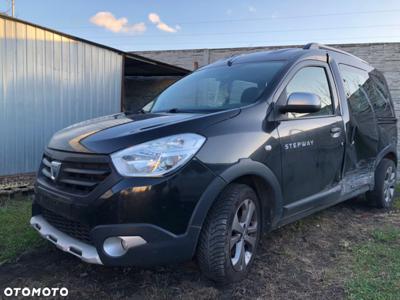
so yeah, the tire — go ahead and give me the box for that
[196,183,261,284]
[366,158,397,209]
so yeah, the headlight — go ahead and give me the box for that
[111,133,206,177]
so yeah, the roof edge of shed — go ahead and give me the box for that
[0,14,191,75]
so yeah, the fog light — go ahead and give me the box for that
[103,236,147,257]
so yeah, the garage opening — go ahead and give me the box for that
[123,54,190,113]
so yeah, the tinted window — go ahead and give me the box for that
[339,64,371,114]
[372,72,390,100]
[369,71,394,117]
[150,61,285,113]
[284,66,333,118]
[339,64,379,161]
[341,65,393,118]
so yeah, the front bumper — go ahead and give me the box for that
[30,215,102,264]
[30,214,201,266]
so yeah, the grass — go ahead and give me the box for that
[371,226,400,242]
[345,189,400,300]
[0,197,44,263]
[346,226,400,300]
[394,185,400,210]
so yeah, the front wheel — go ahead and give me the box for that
[366,158,397,209]
[196,183,261,284]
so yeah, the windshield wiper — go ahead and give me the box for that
[155,108,224,114]
[164,108,223,113]
[156,108,186,113]
[167,108,180,113]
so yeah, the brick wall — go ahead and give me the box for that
[135,43,400,153]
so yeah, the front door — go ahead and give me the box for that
[276,63,345,210]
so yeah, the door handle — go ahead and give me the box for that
[330,127,342,138]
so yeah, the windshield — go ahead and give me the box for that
[149,61,285,113]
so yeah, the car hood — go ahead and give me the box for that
[47,110,240,154]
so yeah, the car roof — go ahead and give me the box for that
[204,48,304,67]
[202,43,372,71]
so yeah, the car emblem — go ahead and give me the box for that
[50,161,62,181]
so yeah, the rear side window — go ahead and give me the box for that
[339,64,371,114]
[284,66,334,119]
[339,65,394,118]
[369,71,394,117]
[372,72,390,100]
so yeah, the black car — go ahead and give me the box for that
[31,43,397,283]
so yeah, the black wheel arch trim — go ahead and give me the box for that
[187,159,284,255]
[218,159,284,228]
[375,144,398,168]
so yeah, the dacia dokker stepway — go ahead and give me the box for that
[31,43,397,283]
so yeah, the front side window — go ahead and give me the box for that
[283,66,334,119]
[150,61,285,113]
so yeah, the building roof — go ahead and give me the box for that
[0,14,190,77]
[125,53,189,76]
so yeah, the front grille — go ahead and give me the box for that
[40,154,111,195]
[41,208,92,244]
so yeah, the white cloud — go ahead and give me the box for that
[148,13,161,24]
[156,22,176,33]
[248,5,256,13]
[121,22,146,33]
[148,12,180,33]
[90,12,146,34]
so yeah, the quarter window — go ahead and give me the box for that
[284,66,334,119]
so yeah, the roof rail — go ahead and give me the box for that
[303,43,321,50]
[303,42,368,64]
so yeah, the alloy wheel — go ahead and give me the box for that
[230,198,259,271]
[383,166,396,204]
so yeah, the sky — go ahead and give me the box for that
[1,0,400,51]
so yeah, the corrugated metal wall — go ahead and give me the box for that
[0,17,123,175]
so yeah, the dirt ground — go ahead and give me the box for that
[1,197,399,300]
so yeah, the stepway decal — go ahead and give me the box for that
[284,140,314,150]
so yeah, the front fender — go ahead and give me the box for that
[186,159,283,257]
[218,159,283,227]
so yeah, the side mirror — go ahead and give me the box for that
[280,92,321,113]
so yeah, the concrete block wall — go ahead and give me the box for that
[136,43,400,114]
[136,43,400,153]
[124,76,181,112]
